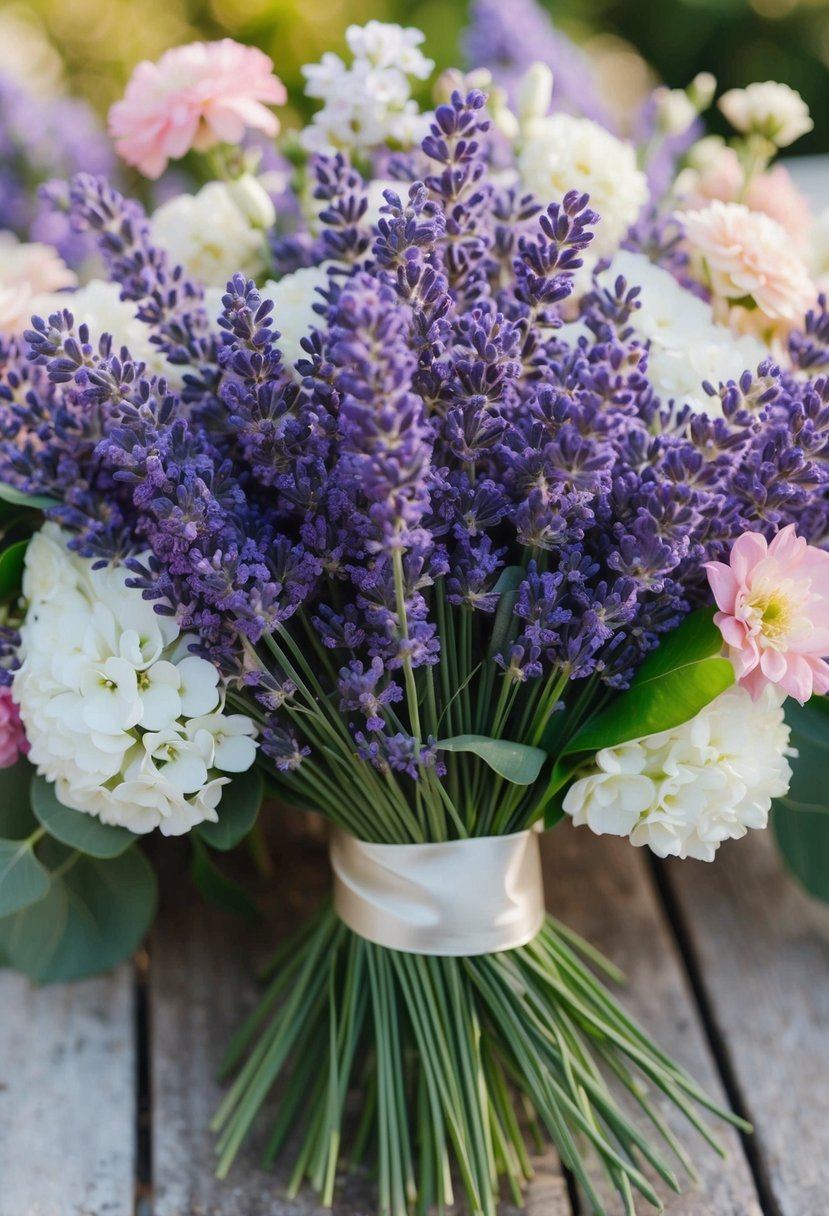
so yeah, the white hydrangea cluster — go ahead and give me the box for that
[518,114,649,259]
[300,21,433,155]
[562,685,792,861]
[559,251,767,417]
[13,525,258,836]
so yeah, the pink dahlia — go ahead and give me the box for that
[109,40,287,179]
[706,526,829,703]
[0,687,28,768]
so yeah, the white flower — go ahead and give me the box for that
[718,81,813,147]
[151,181,267,286]
[13,525,258,836]
[575,252,767,416]
[517,63,553,128]
[652,86,698,137]
[261,266,331,372]
[225,173,277,230]
[301,21,433,156]
[0,234,76,334]
[563,685,792,861]
[30,279,175,381]
[518,115,648,258]
[176,654,220,717]
[185,713,259,772]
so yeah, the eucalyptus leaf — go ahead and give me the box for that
[0,759,37,839]
[772,801,829,904]
[436,735,547,785]
[562,608,733,756]
[0,846,157,983]
[191,837,260,924]
[0,837,50,916]
[0,483,59,512]
[487,566,525,660]
[0,538,27,600]
[197,766,265,852]
[31,774,136,859]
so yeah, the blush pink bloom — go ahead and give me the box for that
[678,200,816,329]
[686,150,812,250]
[109,40,287,179]
[0,687,29,768]
[705,525,829,703]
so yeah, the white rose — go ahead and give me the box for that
[151,181,267,287]
[518,114,648,259]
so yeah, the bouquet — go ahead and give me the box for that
[1,12,829,1215]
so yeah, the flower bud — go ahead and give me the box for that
[226,173,276,230]
[518,62,553,128]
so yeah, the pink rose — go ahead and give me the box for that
[0,687,28,768]
[109,40,287,179]
[705,525,829,703]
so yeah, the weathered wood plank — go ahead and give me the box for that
[665,831,829,1216]
[0,966,136,1216]
[544,823,762,1216]
[149,822,573,1215]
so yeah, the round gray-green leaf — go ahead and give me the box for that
[0,538,28,601]
[772,801,829,905]
[0,838,50,916]
[0,846,157,983]
[31,774,136,858]
[197,766,265,851]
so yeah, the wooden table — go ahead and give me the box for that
[2,819,828,1216]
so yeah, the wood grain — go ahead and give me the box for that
[0,966,136,1216]
[544,823,763,1216]
[665,831,829,1216]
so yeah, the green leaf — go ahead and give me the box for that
[0,759,37,839]
[0,837,50,916]
[436,735,547,785]
[487,566,525,660]
[563,608,734,756]
[196,766,265,851]
[31,774,136,859]
[0,538,27,600]
[191,837,260,924]
[772,801,829,904]
[777,696,829,812]
[0,483,59,512]
[0,846,157,983]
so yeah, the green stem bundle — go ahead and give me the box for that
[213,903,747,1215]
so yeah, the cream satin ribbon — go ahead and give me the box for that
[330,828,546,956]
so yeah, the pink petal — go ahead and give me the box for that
[739,664,769,701]
[759,647,787,683]
[809,657,829,696]
[779,653,814,703]
[705,561,739,613]
[730,531,768,585]
[768,523,803,565]
[717,614,748,648]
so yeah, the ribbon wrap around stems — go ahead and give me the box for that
[330,827,546,956]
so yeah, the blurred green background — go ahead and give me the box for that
[3,0,829,152]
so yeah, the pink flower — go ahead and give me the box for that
[705,526,829,703]
[678,200,816,330]
[0,687,29,768]
[685,150,812,250]
[109,40,287,179]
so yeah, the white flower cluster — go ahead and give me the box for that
[563,685,792,861]
[14,525,258,836]
[301,21,433,155]
[518,114,648,259]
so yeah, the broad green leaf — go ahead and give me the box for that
[0,483,59,512]
[31,774,136,859]
[0,846,157,983]
[776,696,829,812]
[562,608,734,756]
[436,735,547,785]
[0,759,37,839]
[0,538,27,600]
[0,838,50,916]
[784,694,829,750]
[772,801,829,905]
[197,767,265,852]
[191,837,260,924]
[487,566,525,660]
